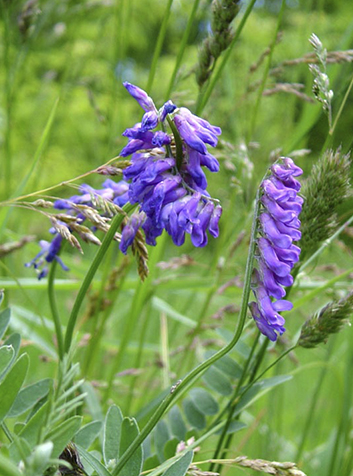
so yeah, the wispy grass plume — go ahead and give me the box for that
[299,148,351,257]
[298,292,353,348]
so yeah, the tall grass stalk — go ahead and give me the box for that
[195,0,257,115]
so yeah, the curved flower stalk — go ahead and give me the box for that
[25,180,130,279]
[119,82,222,253]
[250,158,303,341]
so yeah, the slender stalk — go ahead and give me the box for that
[209,331,261,472]
[146,0,174,93]
[247,0,286,141]
[329,71,353,136]
[48,258,64,360]
[295,339,334,462]
[64,204,135,354]
[111,188,261,476]
[164,0,201,100]
[195,0,257,115]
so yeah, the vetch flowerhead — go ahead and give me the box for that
[119,82,222,254]
[249,157,303,341]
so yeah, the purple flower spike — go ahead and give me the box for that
[119,82,222,252]
[123,82,156,112]
[251,157,303,341]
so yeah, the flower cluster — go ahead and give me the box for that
[26,180,129,279]
[119,82,222,253]
[250,158,303,341]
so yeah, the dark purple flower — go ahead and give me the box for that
[250,157,303,341]
[119,82,222,254]
[25,234,68,280]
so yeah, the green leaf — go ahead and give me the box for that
[8,436,32,465]
[182,399,206,430]
[103,405,123,465]
[8,378,52,417]
[76,444,112,476]
[168,406,187,441]
[202,366,233,396]
[154,420,171,462]
[0,308,11,340]
[19,402,49,447]
[0,353,29,424]
[119,417,143,476]
[143,454,160,472]
[0,346,14,379]
[75,420,102,450]
[46,415,83,458]
[236,375,293,414]
[161,451,193,476]
[3,334,21,364]
[205,351,242,379]
[82,381,103,421]
[215,421,247,435]
[152,297,196,328]
[0,453,22,476]
[163,437,179,460]
[190,388,219,415]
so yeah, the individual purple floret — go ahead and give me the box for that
[250,157,303,341]
[25,233,68,280]
[119,82,222,254]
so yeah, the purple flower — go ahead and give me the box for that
[250,157,303,341]
[119,82,222,254]
[25,234,68,280]
[120,212,146,254]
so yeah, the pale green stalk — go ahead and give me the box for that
[48,259,64,360]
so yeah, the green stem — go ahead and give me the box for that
[295,340,334,462]
[209,331,261,472]
[111,188,261,476]
[48,258,64,360]
[64,203,135,354]
[166,116,183,170]
[329,71,353,136]
[164,0,201,100]
[195,0,257,115]
[247,0,285,141]
[146,0,174,93]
